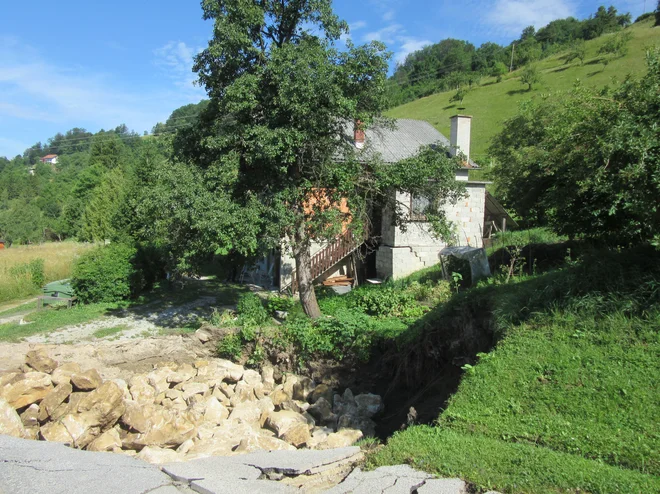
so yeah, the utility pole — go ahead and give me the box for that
[509,42,516,72]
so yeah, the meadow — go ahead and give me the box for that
[0,242,93,305]
[387,18,660,170]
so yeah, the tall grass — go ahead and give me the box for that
[0,242,93,304]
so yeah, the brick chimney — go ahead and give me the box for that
[354,120,365,149]
[450,115,472,163]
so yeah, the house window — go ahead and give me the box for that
[410,194,433,221]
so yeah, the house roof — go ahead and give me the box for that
[345,119,479,169]
[41,154,58,159]
[485,191,519,228]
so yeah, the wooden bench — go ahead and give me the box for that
[37,296,77,311]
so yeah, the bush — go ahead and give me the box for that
[266,295,295,315]
[236,292,269,325]
[71,244,137,303]
[353,286,425,318]
[10,258,45,289]
[131,244,168,294]
[216,333,242,360]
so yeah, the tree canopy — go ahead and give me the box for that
[489,48,660,245]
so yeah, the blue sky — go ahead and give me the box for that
[0,0,648,158]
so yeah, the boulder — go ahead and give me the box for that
[129,375,157,404]
[59,412,101,448]
[137,446,182,464]
[19,404,40,438]
[234,433,296,454]
[70,369,103,391]
[270,388,290,407]
[215,359,244,383]
[40,420,73,444]
[0,397,27,438]
[281,422,311,448]
[309,384,334,405]
[146,368,173,395]
[185,435,236,460]
[87,427,122,452]
[50,392,85,422]
[121,401,155,433]
[308,397,335,425]
[25,349,58,374]
[229,401,262,425]
[203,397,229,425]
[166,363,197,384]
[181,382,209,402]
[282,375,299,398]
[319,429,364,449]
[0,371,20,388]
[306,426,334,449]
[265,410,310,438]
[0,372,53,409]
[176,438,195,454]
[292,376,315,402]
[261,366,276,392]
[122,408,197,449]
[77,381,125,430]
[51,363,81,386]
[37,382,73,422]
[355,393,383,418]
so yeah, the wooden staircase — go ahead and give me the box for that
[283,229,366,294]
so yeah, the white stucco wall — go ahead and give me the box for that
[376,182,486,280]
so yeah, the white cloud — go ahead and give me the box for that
[154,41,204,94]
[363,24,404,44]
[487,0,576,36]
[394,38,432,64]
[0,37,206,157]
[350,21,367,31]
[382,10,396,22]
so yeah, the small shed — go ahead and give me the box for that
[0,239,5,250]
[483,192,518,238]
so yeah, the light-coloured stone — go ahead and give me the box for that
[234,434,296,454]
[122,408,197,449]
[318,429,363,449]
[203,397,229,425]
[176,438,195,454]
[0,397,27,438]
[261,366,276,392]
[282,375,299,398]
[37,383,73,422]
[40,420,73,444]
[265,410,309,438]
[86,427,122,452]
[121,401,154,433]
[215,359,244,383]
[137,446,182,464]
[0,372,53,409]
[50,392,85,422]
[70,369,103,391]
[0,371,20,388]
[166,363,197,384]
[129,375,157,404]
[271,389,290,407]
[230,380,257,406]
[19,403,39,433]
[185,435,236,459]
[309,384,334,405]
[25,349,58,374]
[77,381,125,429]
[59,412,101,448]
[146,368,172,395]
[182,382,209,401]
[307,426,334,449]
[281,422,311,448]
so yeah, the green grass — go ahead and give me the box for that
[370,427,660,493]
[0,300,38,319]
[369,245,660,492]
[0,302,123,342]
[91,325,128,339]
[387,19,660,167]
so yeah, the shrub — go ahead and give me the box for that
[236,292,269,325]
[353,287,425,318]
[216,333,242,360]
[71,244,137,303]
[10,258,45,289]
[266,295,295,315]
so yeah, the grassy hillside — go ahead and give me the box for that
[369,246,660,492]
[386,19,660,165]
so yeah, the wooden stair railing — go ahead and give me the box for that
[283,229,366,294]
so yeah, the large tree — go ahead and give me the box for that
[184,0,464,317]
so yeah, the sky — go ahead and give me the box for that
[0,0,649,158]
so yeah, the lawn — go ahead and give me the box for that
[0,241,94,304]
[368,246,660,493]
[387,19,660,169]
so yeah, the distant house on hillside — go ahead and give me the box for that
[0,239,5,249]
[246,115,490,290]
[40,154,58,165]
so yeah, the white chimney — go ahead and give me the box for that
[450,115,472,163]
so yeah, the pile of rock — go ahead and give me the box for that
[0,349,382,464]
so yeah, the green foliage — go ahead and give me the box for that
[71,244,137,303]
[371,246,660,491]
[563,39,587,65]
[266,295,295,315]
[353,287,426,318]
[490,47,660,243]
[519,63,541,90]
[9,259,45,289]
[598,30,633,60]
[449,86,469,104]
[236,292,269,325]
[490,62,507,82]
[216,333,242,361]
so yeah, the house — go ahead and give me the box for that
[245,115,488,290]
[40,154,58,165]
[0,239,5,250]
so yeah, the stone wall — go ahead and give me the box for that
[376,183,487,280]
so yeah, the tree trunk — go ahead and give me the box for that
[293,226,321,319]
